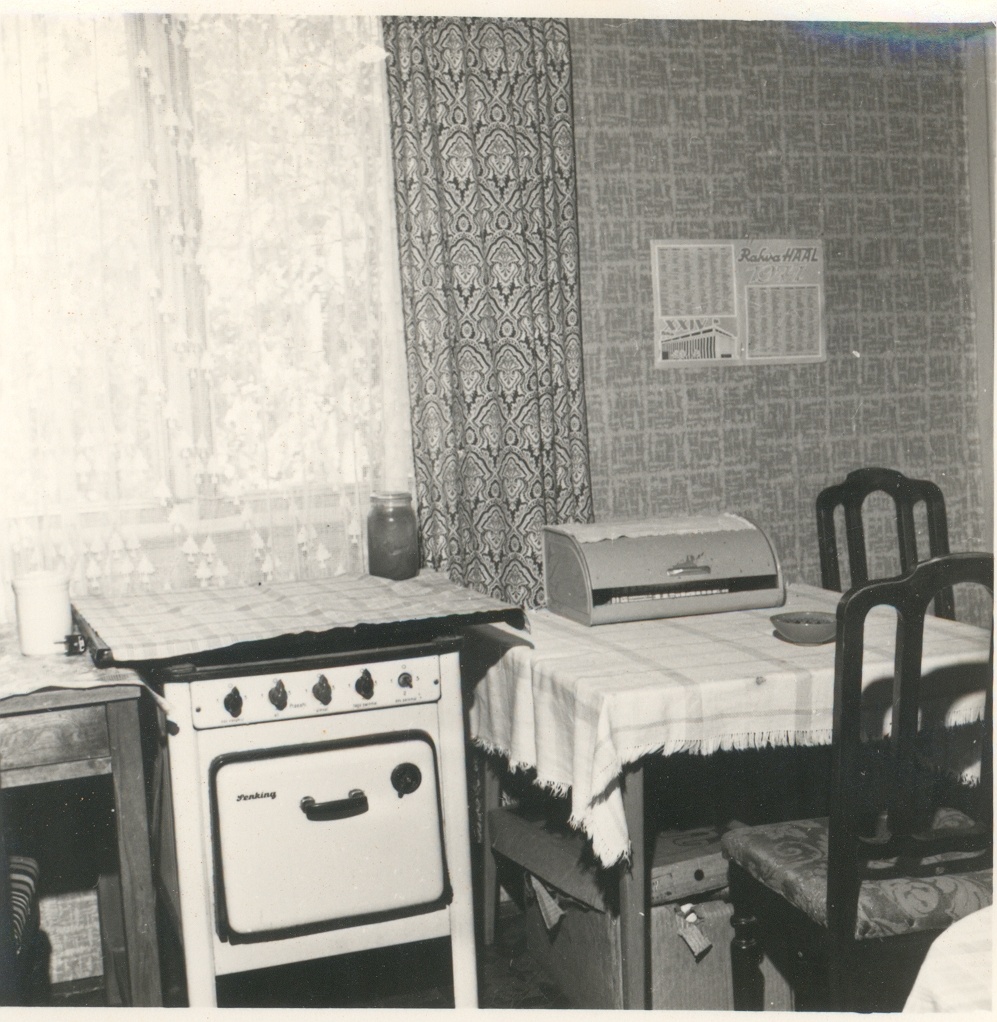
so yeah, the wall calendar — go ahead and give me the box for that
[651,239,825,366]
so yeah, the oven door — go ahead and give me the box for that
[209,730,451,944]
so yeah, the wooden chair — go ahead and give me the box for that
[816,467,955,619]
[721,553,993,1012]
[0,782,47,1005]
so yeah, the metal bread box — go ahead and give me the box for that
[542,513,785,625]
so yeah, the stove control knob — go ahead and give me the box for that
[223,687,243,718]
[354,669,374,700]
[391,762,422,797]
[312,675,332,705]
[397,672,413,689]
[268,679,288,711]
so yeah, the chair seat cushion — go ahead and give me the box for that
[721,813,992,940]
[8,855,40,953]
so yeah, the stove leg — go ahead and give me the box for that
[437,649,479,1008]
[163,686,219,1007]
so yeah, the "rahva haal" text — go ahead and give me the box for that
[738,246,819,263]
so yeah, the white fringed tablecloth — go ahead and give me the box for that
[466,583,990,867]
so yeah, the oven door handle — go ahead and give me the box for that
[299,790,369,822]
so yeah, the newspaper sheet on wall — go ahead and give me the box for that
[651,239,825,366]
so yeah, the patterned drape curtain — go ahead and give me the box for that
[382,17,592,608]
[0,14,412,622]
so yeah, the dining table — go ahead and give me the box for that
[464,581,991,1010]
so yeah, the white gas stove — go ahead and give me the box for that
[72,573,524,1008]
[154,638,472,1006]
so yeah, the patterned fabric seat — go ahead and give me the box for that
[721,811,992,941]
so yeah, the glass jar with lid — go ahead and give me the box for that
[366,492,419,580]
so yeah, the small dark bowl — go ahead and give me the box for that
[770,611,837,645]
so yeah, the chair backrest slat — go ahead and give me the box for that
[816,467,955,618]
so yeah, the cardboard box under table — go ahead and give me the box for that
[489,806,793,1011]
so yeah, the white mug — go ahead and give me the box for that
[11,570,72,656]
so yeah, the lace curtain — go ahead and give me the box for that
[0,14,413,623]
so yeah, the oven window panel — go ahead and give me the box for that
[210,732,448,938]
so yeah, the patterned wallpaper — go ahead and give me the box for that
[570,20,986,590]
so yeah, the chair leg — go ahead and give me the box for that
[730,911,765,1010]
[826,942,855,1012]
[24,928,51,1006]
[826,954,842,1011]
[480,755,502,946]
[97,872,127,1007]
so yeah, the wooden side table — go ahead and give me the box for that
[0,685,161,1006]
